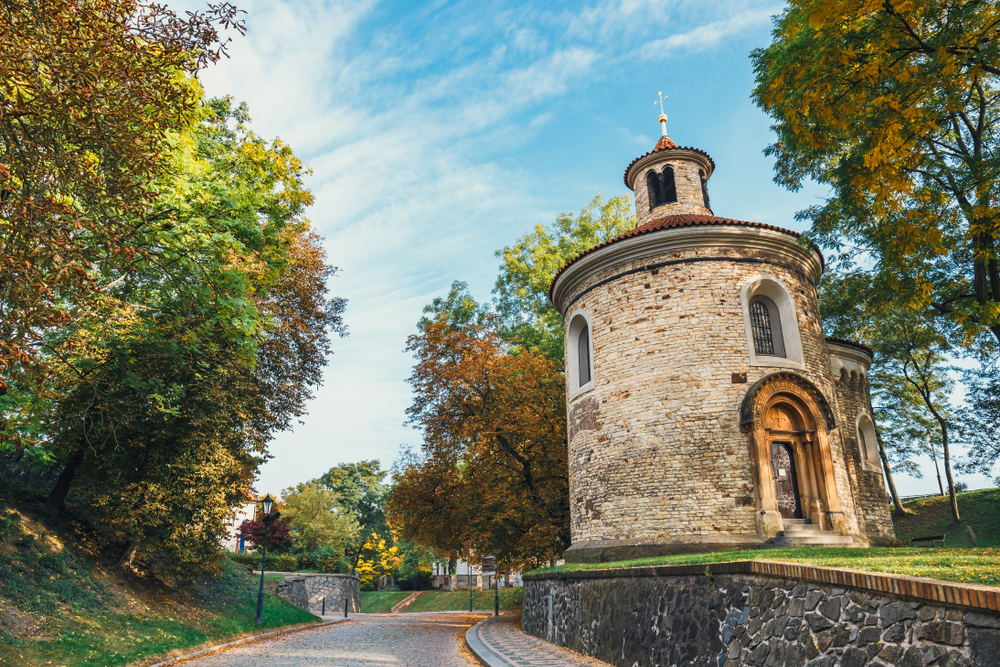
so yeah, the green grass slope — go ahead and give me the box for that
[359,591,412,613]
[0,497,317,667]
[894,487,1000,548]
[402,589,523,613]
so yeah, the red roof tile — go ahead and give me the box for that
[654,135,677,151]
[549,214,820,300]
[825,337,874,358]
[624,139,716,188]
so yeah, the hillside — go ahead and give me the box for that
[0,494,316,667]
[894,487,1000,548]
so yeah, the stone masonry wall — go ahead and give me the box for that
[564,243,864,553]
[523,565,1000,667]
[831,368,895,545]
[263,572,361,614]
[633,159,712,225]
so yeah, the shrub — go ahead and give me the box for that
[397,569,433,591]
[227,551,298,572]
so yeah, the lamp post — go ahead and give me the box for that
[255,494,276,626]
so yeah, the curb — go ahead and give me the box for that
[465,617,516,667]
[140,617,347,667]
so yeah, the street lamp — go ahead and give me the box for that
[255,494,277,625]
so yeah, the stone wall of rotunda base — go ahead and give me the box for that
[564,534,772,564]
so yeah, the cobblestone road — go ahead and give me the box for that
[188,613,485,667]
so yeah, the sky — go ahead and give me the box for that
[187,0,993,498]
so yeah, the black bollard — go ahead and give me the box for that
[322,597,326,615]
[344,596,348,618]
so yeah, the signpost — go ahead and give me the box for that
[481,556,498,616]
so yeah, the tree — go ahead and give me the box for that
[11,97,346,574]
[493,193,634,361]
[958,361,1000,478]
[353,532,398,591]
[238,516,293,552]
[319,460,390,568]
[280,482,359,553]
[0,0,244,394]
[388,319,570,568]
[752,1,1000,351]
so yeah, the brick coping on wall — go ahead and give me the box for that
[524,560,1000,613]
[252,571,359,578]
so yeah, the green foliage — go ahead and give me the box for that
[395,540,435,591]
[226,551,299,572]
[318,460,390,567]
[280,481,359,553]
[492,193,634,361]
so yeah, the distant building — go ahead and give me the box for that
[219,498,258,552]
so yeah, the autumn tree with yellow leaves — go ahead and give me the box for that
[753,0,1000,348]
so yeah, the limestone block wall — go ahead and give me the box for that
[561,241,864,555]
[523,562,1000,667]
[632,158,712,224]
[830,363,896,545]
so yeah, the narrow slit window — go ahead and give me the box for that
[699,169,711,211]
[646,170,662,210]
[661,166,677,204]
[578,324,591,387]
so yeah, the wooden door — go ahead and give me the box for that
[770,442,802,519]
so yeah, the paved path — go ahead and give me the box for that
[468,614,611,667]
[187,613,485,666]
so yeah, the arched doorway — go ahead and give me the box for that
[740,373,845,538]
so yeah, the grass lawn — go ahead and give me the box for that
[359,591,412,613]
[894,487,1000,548]
[532,547,1000,587]
[402,589,523,613]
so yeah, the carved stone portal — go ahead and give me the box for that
[743,373,843,538]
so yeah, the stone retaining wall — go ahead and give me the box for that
[259,572,361,614]
[523,561,1000,667]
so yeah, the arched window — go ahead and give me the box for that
[568,312,595,398]
[856,413,881,471]
[749,296,785,357]
[740,275,804,369]
[646,170,662,209]
[577,324,591,386]
[661,166,677,204]
[699,169,711,211]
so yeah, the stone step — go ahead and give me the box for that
[780,524,823,532]
[762,533,857,548]
[783,518,811,524]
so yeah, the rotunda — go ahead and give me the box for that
[550,117,896,563]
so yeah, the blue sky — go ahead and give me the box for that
[190,0,991,498]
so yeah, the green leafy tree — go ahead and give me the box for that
[319,460,390,567]
[18,97,346,573]
[281,482,359,553]
[493,193,634,361]
[752,0,1000,351]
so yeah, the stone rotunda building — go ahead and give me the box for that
[550,117,896,563]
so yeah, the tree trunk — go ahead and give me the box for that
[44,447,85,519]
[936,417,961,523]
[875,430,911,514]
[113,540,138,569]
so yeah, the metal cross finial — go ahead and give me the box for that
[655,91,669,137]
[655,91,667,116]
